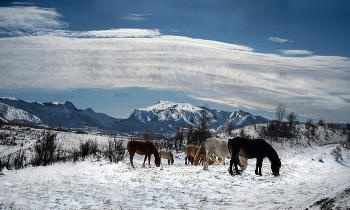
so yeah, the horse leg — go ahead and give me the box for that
[203,150,213,171]
[129,152,135,168]
[168,159,170,165]
[255,156,263,176]
[148,155,151,166]
[143,155,147,167]
[229,153,240,175]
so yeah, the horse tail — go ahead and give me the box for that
[171,152,174,163]
[228,139,232,155]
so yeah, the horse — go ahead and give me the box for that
[158,150,174,165]
[127,140,161,168]
[228,137,281,176]
[185,145,200,165]
[203,138,248,171]
[194,145,224,166]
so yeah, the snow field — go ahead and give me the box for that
[1,146,350,210]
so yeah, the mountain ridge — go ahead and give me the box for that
[0,98,270,135]
[0,97,121,129]
[112,100,270,135]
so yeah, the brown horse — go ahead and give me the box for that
[228,137,281,176]
[127,140,161,168]
[185,145,200,165]
[158,150,174,165]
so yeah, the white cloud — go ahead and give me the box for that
[280,50,313,55]
[48,29,162,38]
[120,14,152,21]
[0,6,349,122]
[1,33,349,122]
[267,37,293,43]
[0,6,68,35]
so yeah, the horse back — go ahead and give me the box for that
[127,140,156,155]
[185,145,200,156]
[229,137,272,159]
[205,138,230,158]
[158,150,171,159]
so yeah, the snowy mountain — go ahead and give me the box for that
[0,102,42,125]
[0,97,121,129]
[0,98,269,134]
[112,101,269,134]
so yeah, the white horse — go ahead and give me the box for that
[203,138,247,171]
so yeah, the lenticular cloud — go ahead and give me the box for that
[0,5,349,122]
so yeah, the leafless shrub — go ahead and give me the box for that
[104,137,125,163]
[80,140,98,160]
[330,146,343,163]
[31,131,57,166]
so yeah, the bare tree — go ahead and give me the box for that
[174,124,185,151]
[225,121,234,135]
[143,126,155,140]
[318,118,325,127]
[287,112,298,127]
[275,103,286,122]
[196,109,212,145]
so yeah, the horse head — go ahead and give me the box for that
[194,145,205,166]
[154,151,161,167]
[271,159,281,176]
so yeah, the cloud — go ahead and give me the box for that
[49,29,162,38]
[0,6,68,35]
[120,14,152,21]
[280,50,313,55]
[0,6,349,122]
[267,37,293,43]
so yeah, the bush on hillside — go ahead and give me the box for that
[104,137,125,163]
[330,146,343,163]
[31,131,58,166]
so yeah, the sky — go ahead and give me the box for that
[0,0,349,122]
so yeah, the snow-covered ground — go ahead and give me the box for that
[1,124,350,209]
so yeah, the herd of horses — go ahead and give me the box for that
[127,137,281,176]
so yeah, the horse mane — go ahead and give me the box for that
[152,143,160,159]
[264,140,280,163]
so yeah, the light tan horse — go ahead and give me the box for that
[185,145,200,165]
[158,150,174,165]
[203,138,248,171]
[194,145,224,166]
[127,140,160,168]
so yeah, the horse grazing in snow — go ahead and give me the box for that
[185,145,200,165]
[228,137,281,176]
[158,150,174,165]
[194,145,225,166]
[127,140,160,168]
[203,138,248,171]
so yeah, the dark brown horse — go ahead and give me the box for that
[127,140,161,168]
[228,137,281,176]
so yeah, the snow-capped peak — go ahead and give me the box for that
[0,97,19,101]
